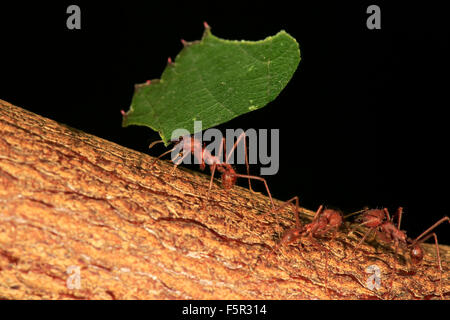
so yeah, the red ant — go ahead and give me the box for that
[353,207,449,297]
[269,197,343,250]
[149,132,276,213]
[266,196,344,293]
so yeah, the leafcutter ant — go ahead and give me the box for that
[269,197,343,250]
[266,196,344,293]
[353,207,449,297]
[149,131,276,214]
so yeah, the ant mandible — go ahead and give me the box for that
[149,132,276,213]
[353,207,449,297]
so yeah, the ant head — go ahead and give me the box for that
[323,207,343,216]
[357,209,385,227]
[321,208,343,224]
[172,135,186,145]
[313,210,343,235]
[409,244,424,264]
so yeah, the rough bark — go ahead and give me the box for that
[0,99,448,300]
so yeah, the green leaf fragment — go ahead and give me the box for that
[122,26,301,145]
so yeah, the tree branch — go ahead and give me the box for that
[0,99,448,299]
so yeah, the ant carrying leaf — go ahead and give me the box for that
[149,132,276,214]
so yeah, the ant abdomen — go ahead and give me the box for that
[410,244,424,264]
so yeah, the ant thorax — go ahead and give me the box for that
[380,223,407,244]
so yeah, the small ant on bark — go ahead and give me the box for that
[266,196,343,293]
[352,207,449,297]
[149,132,276,213]
[269,196,343,250]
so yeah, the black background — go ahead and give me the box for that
[1,2,449,245]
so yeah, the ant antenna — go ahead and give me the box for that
[343,208,367,219]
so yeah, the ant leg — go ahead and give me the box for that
[150,146,177,167]
[321,229,339,296]
[265,197,303,261]
[225,131,256,193]
[324,244,330,296]
[411,216,449,245]
[323,227,342,296]
[225,131,245,163]
[218,137,225,164]
[312,205,324,221]
[396,207,404,230]
[244,134,255,193]
[430,233,444,299]
[233,174,278,230]
[380,208,404,297]
[199,163,217,210]
[352,227,375,254]
[385,241,400,300]
[344,208,369,239]
[201,138,225,209]
[308,237,330,295]
[272,196,301,228]
[170,151,191,174]
[233,174,275,211]
[409,217,449,298]
[329,228,339,243]
[208,164,217,191]
[207,138,224,191]
[383,208,391,222]
[416,232,444,299]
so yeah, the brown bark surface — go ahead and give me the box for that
[0,99,449,300]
